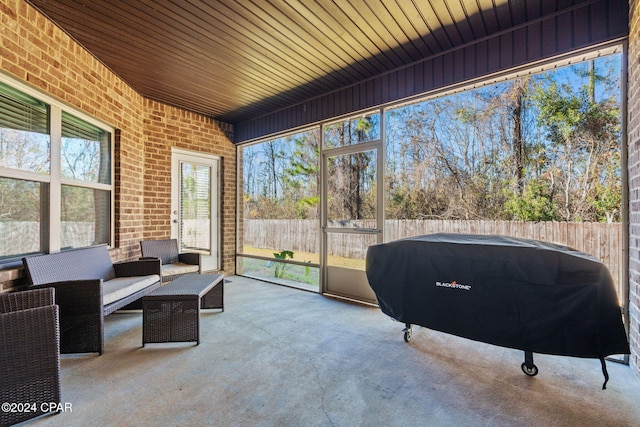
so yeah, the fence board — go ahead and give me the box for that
[243,219,625,302]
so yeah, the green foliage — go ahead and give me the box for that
[533,81,583,144]
[304,260,311,277]
[299,196,320,207]
[532,65,620,151]
[273,250,294,260]
[355,117,373,140]
[527,60,621,221]
[588,183,622,222]
[504,180,557,221]
[273,250,294,278]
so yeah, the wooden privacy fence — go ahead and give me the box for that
[243,219,625,299]
[0,222,97,256]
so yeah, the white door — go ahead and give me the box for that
[171,148,220,272]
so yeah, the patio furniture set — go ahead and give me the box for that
[1,239,223,425]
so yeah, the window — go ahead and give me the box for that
[237,129,321,291]
[383,49,625,303]
[384,52,623,224]
[323,111,380,149]
[0,78,113,263]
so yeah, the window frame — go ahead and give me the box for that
[0,73,115,267]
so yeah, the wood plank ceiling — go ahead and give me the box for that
[25,0,586,124]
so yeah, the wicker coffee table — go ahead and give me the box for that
[142,273,224,346]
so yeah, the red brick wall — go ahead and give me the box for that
[628,0,640,380]
[143,100,236,273]
[0,0,236,291]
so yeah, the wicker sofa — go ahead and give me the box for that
[22,245,161,355]
[0,288,61,426]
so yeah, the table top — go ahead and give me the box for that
[144,273,223,299]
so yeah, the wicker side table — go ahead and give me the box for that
[142,273,224,346]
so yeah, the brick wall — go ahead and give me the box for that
[0,0,236,291]
[143,100,236,273]
[629,0,640,380]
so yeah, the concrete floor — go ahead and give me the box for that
[25,275,640,427]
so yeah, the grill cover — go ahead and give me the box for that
[366,233,629,360]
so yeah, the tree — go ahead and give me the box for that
[531,59,621,221]
[283,132,320,219]
[504,77,532,194]
[262,140,285,200]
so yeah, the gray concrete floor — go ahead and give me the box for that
[26,276,640,427]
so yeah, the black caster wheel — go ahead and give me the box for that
[403,327,412,342]
[521,362,538,376]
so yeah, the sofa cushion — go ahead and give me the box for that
[103,275,160,306]
[161,262,199,278]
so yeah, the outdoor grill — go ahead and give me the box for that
[366,233,630,389]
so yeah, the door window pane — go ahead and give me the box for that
[327,150,377,226]
[61,185,110,249]
[180,162,211,253]
[326,232,377,271]
[61,112,111,184]
[323,112,380,149]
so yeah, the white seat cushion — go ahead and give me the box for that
[161,262,199,278]
[102,275,160,306]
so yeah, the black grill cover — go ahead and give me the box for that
[366,233,629,359]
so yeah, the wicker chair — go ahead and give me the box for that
[0,288,61,426]
[140,239,202,282]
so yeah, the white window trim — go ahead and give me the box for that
[0,72,115,254]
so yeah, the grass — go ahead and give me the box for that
[241,246,366,270]
[238,256,319,290]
